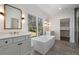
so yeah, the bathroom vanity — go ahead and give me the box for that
[0,35,31,55]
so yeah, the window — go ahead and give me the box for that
[38,17,43,36]
[28,14,37,37]
[28,14,44,37]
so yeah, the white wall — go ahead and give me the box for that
[0,4,48,38]
[0,4,75,43]
[50,8,75,43]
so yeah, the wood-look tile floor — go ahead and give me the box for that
[32,40,79,55]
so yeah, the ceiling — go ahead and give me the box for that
[5,4,79,17]
[36,4,79,15]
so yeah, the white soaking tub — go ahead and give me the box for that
[31,35,55,54]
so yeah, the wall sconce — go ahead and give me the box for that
[44,20,47,24]
[0,12,4,20]
[48,22,51,26]
[0,6,4,16]
[0,12,4,16]
[21,14,25,20]
[22,19,25,23]
[21,17,24,19]
[22,14,25,23]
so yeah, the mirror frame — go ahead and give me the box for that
[4,4,22,29]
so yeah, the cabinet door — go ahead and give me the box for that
[0,44,19,55]
[5,44,19,55]
[0,46,6,55]
[19,39,31,55]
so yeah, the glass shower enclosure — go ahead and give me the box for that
[75,7,79,47]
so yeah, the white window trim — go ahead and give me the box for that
[28,13,46,37]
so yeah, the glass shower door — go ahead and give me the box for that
[75,8,79,47]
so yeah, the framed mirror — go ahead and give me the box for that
[4,4,22,29]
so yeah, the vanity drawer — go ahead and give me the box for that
[13,36,26,43]
[2,38,13,46]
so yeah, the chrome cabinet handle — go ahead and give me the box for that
[18,43,22,45]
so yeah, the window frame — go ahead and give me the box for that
[28,13,45,37]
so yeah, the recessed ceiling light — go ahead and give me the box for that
[59,8,62,10]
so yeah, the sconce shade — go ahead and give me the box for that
[22,14,25,20]
[21,17,24,19]
[0,12,4,16]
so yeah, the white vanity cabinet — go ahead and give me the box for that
[18,40,31,55]
[0,43,19,55]
[0,35,31,55]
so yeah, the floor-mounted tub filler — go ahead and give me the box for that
[31,35,55,54]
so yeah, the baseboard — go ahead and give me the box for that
[69,43,77,48]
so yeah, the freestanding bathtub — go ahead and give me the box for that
[31,35,55,54]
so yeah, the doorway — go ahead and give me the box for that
[75,7,79,47]
[60,18,70,42]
